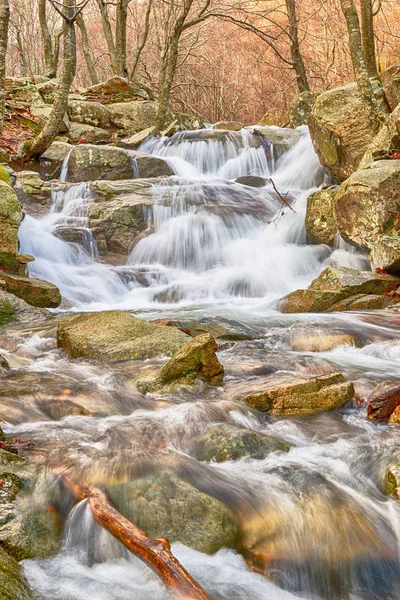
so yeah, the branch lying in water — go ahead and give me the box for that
[63,477,212,600]
[269,177,296,212]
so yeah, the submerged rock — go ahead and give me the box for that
[188,424,289,462]
[305,188,338,246]
[368,385,400,421]
[235,176,266,188]
[0,274,61,308]
[107,472,240,554]
[135,333,224,393]
[335,160,400,249]
[279,267,400,313]
[243,372,354,416]
[57,310,190,360]
[290,331,359,352]
[308,81,388,181]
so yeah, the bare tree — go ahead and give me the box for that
[0,0,9,135]
[129,0,153,81]
[39,0,58,77]
[95,0,117,73]
[76,10,99,84]
[360,0,378,77]
[24,0,87,159]
[284,0,310,92]
[339,0,384,127]
[115,0,129,76]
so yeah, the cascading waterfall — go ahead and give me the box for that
[18,127,367,312]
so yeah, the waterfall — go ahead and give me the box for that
[19,127,360,312]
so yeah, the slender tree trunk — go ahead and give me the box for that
[76,12,99,84]
[24,0,76,159]
[129,0,152,80]
[360,0,378,77]
[0,0,9,136]
[95,0,117,74]
[156,34,180,130]
[14,26,28,76]
[53,28,63,70]
[284,0,310,92]
[39,0,57,78]
[339,0,384,127]
[115,0,129,76]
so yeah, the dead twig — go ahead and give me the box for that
[269,177,296,212]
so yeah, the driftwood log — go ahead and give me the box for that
[64,478,212,600]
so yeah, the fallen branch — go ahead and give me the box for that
[269,177,296,212]
[63,478,212,600]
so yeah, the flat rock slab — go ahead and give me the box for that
[243,372,355,416]
[0,274,61,308]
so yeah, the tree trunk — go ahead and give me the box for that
[339,0,384,127]
[360,0,378,77]
[0,0,9,136]
[24,0,76,160]
[115,0,129,76]
[156,34,180,130]
[284,0,310,92]
[39,0,57,78]
[129,0,152,80]
[76,12,99,85]
[95,0,117,74]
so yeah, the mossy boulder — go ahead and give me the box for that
[67,145,133,182]
[244,372,354,416]
[135,333,224,393]
[335,160,400,249]
[57,310,190,360]
[0,180,22,267]
[0,546,35,599]
[108,100,162,132]
[17,170,54,204]
[308,81,388,181]
[188,424,290,462]
[305,188,338,246]
[83,76,152,102]
[370,235,400,274]
[279,267,400,313]
[0,289,49,326]
[386,461,400,499]
[290,91,319,127]
[107,472,240,554]
[0,274,61,308]
[67,100,112,129]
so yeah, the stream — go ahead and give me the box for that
[1,126,399,599]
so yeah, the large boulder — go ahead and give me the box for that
[68,122,111,144]
[243,372,354,416]
[308,81,389,181]
[0,274,61,308]
[370,235,400,274]
[381,63,400,111]
[83,76,152,101]
[0,180,22,272]
[334,160,400,249]
[108,472,239,554]
[305,188,338,245]
[0,546,35,599]
[368,384,400,421]
[290,91,319,127]
[188,424,289,463]
[279,266,400,313]
[359,104,400,167]
[57,310,190,360]
[67,145,133,182]
[67,99,112,129]
[135,333,224,393]
[108,100,161,132]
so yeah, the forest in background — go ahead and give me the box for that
[5,0,400,125]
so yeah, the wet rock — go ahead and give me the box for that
[0,289,49,326]
[279,289,345,313]
[235,176,266,188]
[0,546,35,599]
[381,63,400,111]
[135,333,224,393]
[108,100,162,132]
[0,180,22,272]
[311,266,399,296]
[335,160,400,249]
[67,100,112,129]
[368,385,400,421]
[327,293,393,312]
[188,424,289,462]
[68,122,111,144]
[189,316,259,340]
[370,235,400,274]
[67,144,133,182]
[247,126,302,155]
[37,397,90,420]
[290,331,359,352]
[57,310,190,360]
[386,462,400,498]
[308,81,389,181]
[0,274,61,308]
[133,152,174,178]
[17,170,53,204]
[83,76,152,101]
[39,141,72,179]
[305,188,338,246]
[243,372,354,415]
[389,405,400,424]
[290,91,319,127]
[107,471,240,554]
[213,121,243,131]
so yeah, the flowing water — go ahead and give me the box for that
[1,126,399,599]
